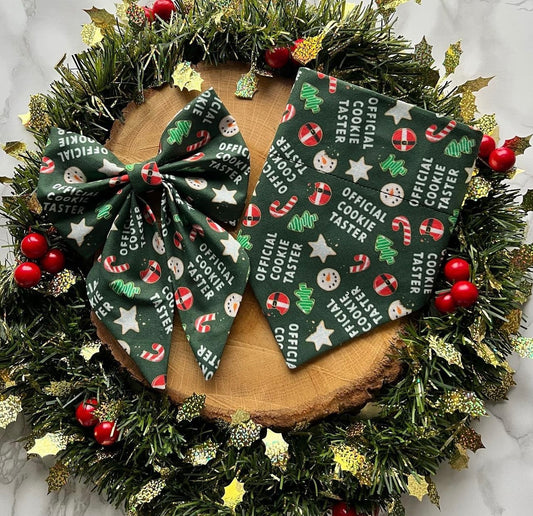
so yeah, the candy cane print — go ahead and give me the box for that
[269,196,298,217]
[140,343,165,363]
[328,76,337,93]
[281,104,296,123]
[189,224,205,241]
[425,120,457,143]
[391,215,412,245]
[186,130,211,153]
[103,255,130,273]
[349,254,371,273]
[195,313,216,333]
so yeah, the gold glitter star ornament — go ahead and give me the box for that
[222,477,246,512]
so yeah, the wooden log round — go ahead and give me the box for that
[94,62,404,428]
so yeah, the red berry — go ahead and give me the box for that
[152,0,176,21]
[94,421,119,446]
[332,502,358,516]
[478,134,496,160]
[143,6,155,22]
[450,280,479,307]
[21,232,48,259]
[40,249,66,274]
[435,292,457,313]
[488,147,516,172]
[13,262,42,288]
[265,47,290,69]
[443,258,470,283]
[75,398,99,427]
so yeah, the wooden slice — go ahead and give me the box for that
[95,62,404,428]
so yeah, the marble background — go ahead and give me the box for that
[1,0,532,514]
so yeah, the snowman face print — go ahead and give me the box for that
[380,183,404,207]
[185,177,208,190]
[167,256,184,280]
[219,115,240,137]
[152,232,166,255]
[224,293,242,318]
[313,150,337,173]
[388,300,412,320]
[316,268,341,291]
[64,166,87,184]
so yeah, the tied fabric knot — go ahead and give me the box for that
[37,88,250,388]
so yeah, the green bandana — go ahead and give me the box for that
[37,89,250,387]
[243,68,482,369]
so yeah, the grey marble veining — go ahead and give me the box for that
[1,1,533,514]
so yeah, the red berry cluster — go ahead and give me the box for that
[478,134,516,172]
[264,39,305,69]
[332,501,376,516]
[76,398,119,446]
[144,0,177,23]
[13,232,66,288]
[435,258,478,313]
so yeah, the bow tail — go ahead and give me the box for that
[160,185,250,380]
[87,196,173,389]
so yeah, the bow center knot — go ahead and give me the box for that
[127,161,163,194]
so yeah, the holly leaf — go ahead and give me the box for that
[459,90,476,123]
[171,62,203,92]
[443,41,462,75]
[81,24,104,47]
[504,134,532,156]
[0,176,13,184]
[84,7,116,32]
[473,113,497,135]
[2,141,27,160]
[457,76,494,94]
[414,36,434,67]
[18,112,30,126]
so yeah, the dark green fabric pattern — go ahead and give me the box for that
[243,68,482,369]
[37,89,250,386]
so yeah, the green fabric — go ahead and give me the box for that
[243,68,482,369]
[37,89,250,387]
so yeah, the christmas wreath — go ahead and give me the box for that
[1,1,533,515]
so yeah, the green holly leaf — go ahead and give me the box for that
[414,36,434,67]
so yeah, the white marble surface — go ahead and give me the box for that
[1,1,533,514]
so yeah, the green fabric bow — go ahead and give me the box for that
[37,88,250,388]
[243,68,482,369]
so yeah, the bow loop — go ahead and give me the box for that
[37,89,251,387]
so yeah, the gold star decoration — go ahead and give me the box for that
[235,69,258,99]
[80,341,101,361]
[28,432,69,458]
[428,335,463,368]
[407,474,429,501]
[262,429,290,470]
[503,134,532,156]
[438,390,487,417]
[457,427,485,453]
[449,443,469,471]
[459,90,476,123]
[291,33,326,65]
[185,439,219,466]
[172,62,204,92]
[222,477,246,512]
[2,141,27,160]
[0,394,22,429]
[81,23,104,47]
[443,41,462,75]
[46,461,70,493]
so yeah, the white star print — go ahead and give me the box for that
[98,158,124,177]
[308,234,337,263]
[113,306,140,335]
[345,157,372,183]
[212,184,238,205]
[67,218,93,247]
[385,100,413,125]
[305,320,334,352]
[220,236,241,263]
[464,165,476,183]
